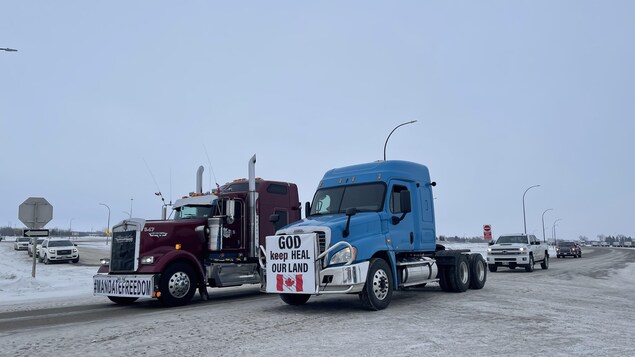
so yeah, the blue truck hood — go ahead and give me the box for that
[280,213,386,255]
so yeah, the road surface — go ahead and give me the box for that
[0,246,634,356]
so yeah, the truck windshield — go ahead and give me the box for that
[496,236,528,244]
[174,205,214,220]
[310,183,386,216]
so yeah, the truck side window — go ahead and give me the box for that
[390,185,408,214]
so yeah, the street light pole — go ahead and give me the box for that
[541,208,553,243]
[522,185,540,235]
[552,218,563,246]
[99,203,111,245]
[130,198,133,218]
[383,120,417,161]
[69,218,75,239]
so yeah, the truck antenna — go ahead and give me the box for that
[203,144,220,192]
[143,158,168,208]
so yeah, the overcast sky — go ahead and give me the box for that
[1,1,633,240]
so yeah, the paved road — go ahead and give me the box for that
[1,246,634,356]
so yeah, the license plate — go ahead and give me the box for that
[93,275,154,298]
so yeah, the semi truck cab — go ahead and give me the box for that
[263,160,486,310]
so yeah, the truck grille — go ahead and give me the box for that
[57,249,72,255]
[316,231,326,255]
[490,249,523,255]
[110,230,138,272]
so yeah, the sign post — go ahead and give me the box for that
[483,224,492,241]
[19,197,53,277]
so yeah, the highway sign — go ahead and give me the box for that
[18,197,53,229]
[23,229,50,237]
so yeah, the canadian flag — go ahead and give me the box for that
[276,274,304,292]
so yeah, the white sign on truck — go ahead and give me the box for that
[265,233,316,294]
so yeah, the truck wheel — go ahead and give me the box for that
[450,254,470,292]
[158,262,197,307]
[360,258,393,310]
[488,264,498,272]
[540,254,549,270]
[43,254,50,265]
[280,294,311,306]
[525,255,535,272]
[468,254,486,289]
[107,296,139,305]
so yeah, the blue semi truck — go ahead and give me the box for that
[262,160,487,310]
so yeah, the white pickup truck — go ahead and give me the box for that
[486,234,549,272]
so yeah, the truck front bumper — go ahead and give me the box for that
[93,274,157,298]
[317,261,370,294]
[487,255,531,266]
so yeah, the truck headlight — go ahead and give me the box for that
[519,247,526,252]
[100,258,110,266]
[329,247,357,265]
[141,256,155,265]
[49,249,55,253]
[487,247,492,253]
[73,248,78,253]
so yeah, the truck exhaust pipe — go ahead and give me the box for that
[248,154,258,258]
[196,165,204,194]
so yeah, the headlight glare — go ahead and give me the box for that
[141,256,154,265]
[329,247,357,265]
[100,258,110,266]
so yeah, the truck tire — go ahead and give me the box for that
[360,258,393,310]
[540,254,549,270]
[450,254,470,292]
[280,294,311,306]
[438,266,452,292]
[468,254,486,290]
[158,262,197,307]
[108,296,139,305]
[525,255,535,272]
[488,264,498,272]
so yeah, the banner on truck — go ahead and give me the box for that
[265,233,316,294]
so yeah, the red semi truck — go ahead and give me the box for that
[93,155,301,306]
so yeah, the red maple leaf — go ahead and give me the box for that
[285,277,295,287]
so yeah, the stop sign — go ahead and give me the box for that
[483,224,492,240]
[18,197,53,229]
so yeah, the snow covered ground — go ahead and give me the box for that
[1,239,634,356]
[0,237,109,309]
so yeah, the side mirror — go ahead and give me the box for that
[342,208,357,237]
[305,202,311,218]
[269,214,280,224]
[488,241,494,246]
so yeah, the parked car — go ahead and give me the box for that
[556,241,582,258]
[27,238,46,258]
[38,239,79,264]
[14,237,31,250]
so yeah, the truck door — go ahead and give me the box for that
[387,181,418,252]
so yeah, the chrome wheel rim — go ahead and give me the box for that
[168,271,191,298]
[372,269,389,300]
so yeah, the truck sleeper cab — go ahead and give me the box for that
[263,160,487,310]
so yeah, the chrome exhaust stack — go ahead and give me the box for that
[248,154,258,258]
